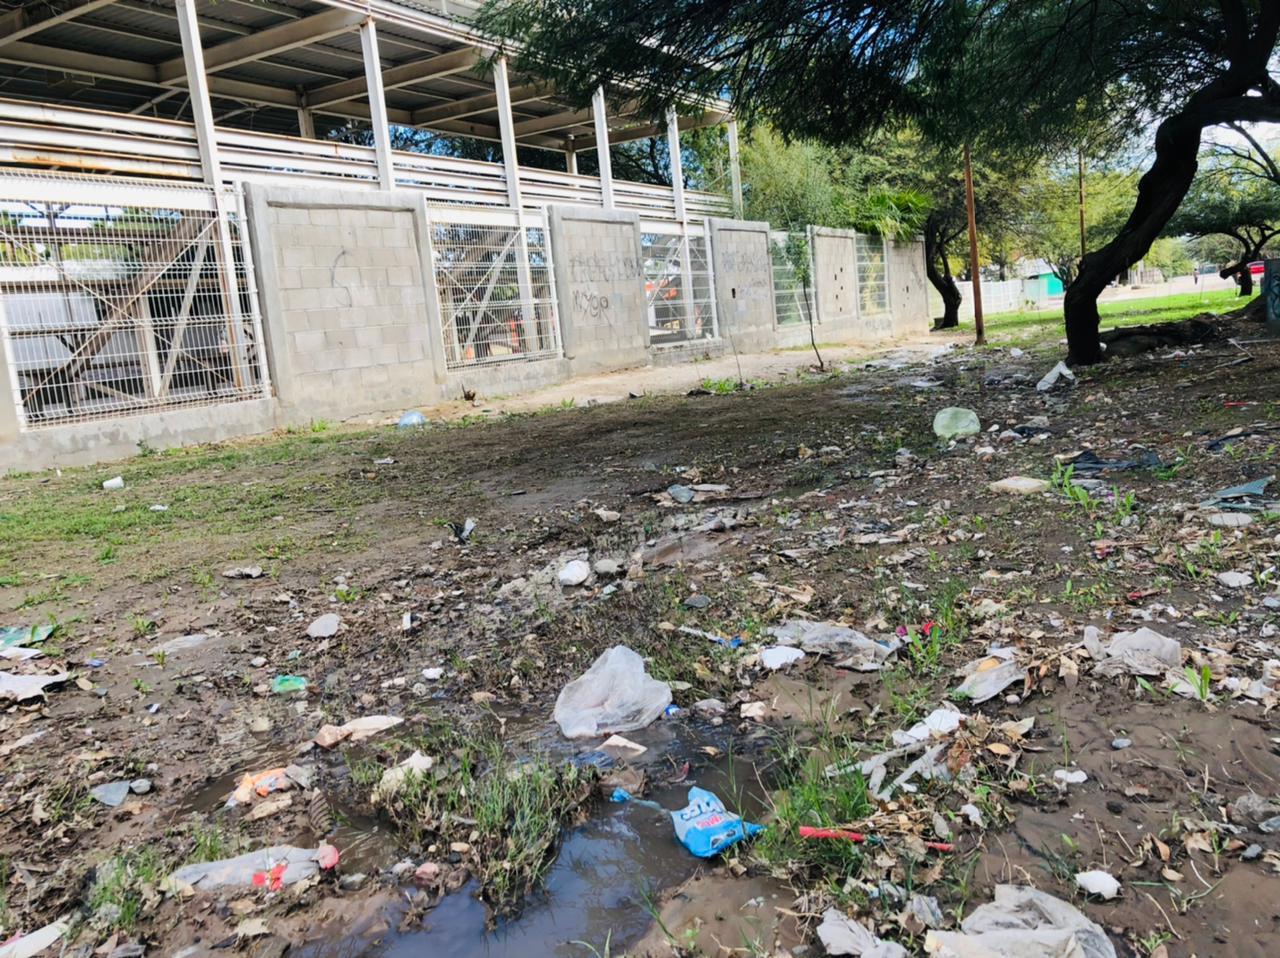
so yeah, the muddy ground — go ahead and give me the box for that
[1,310,1278,958]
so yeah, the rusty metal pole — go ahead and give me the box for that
[1078,148,1087,262]
[963,143,985,344]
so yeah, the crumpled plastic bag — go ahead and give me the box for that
[767,620,901,670]
[933,407,981,439]
[952,648,1025,703]
[553,645,671,739]
[670,786,763,858]
[818,907,908,956]
[1036,361,1076,392]
[167,844,339,891]
[924,884,1116,958]
[1086,627,1181,677]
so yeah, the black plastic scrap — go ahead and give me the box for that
[1199,475,1277,512]
[1067,449,1164,475]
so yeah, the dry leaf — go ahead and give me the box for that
[986,743,1013,757]
[1161,867,1183,882]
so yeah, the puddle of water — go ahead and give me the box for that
[305,718,773,958]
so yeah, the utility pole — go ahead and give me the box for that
[1077,149,1087,262]
[963,143,985,345]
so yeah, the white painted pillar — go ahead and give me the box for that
[667,108,696,338]
[592,86,614,208]
[494,56,538,351]
[727,117,743,218]
[359,18,395,190]
[174,0,250,388]
[565,145,578,175]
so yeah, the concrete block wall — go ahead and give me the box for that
[709,218,776,353]
[811,228,859,327]
[245,184,445,424]
[888,239,931,339]
[547,205,651,375]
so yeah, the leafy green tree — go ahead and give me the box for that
[1165,165,1280,295]
[481,0,1280,364]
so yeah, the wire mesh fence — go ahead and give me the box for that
[642,227,717,345]
[0,175,266,429]
[769,230,814,327]
[430,218,561,369]
[856,232,889,315]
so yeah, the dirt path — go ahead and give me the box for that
[0,314,1277,958]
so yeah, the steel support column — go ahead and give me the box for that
[494,56,539,352]
[727,117,743,218]
[360,18,395,190]
[667,108,696,338]
[592,86,614,208]
[174,0,250,388]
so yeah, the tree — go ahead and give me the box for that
[481,0,1280,364]
[1165,165,1280,295]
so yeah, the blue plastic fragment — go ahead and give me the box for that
[670,786,764,858]
[397,410,428,430]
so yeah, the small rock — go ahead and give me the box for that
[223,566,264,579]
[989,476,1050,495]
[1054,768,1088,786]
[1243,843,1264,861]
[250,656,267,668]
[693,698,725,715]
[684,594,711,609]
[1217,571,1252,590]
[593,558,621,577]
[422,667,445,681]
[307,613,341,638]
[1207,512,1252,528]
[90,781,131,807]
[1260,815,1280,834]
[1111,738,1132,750]
[449,841,471,855]
[338,873,368,891]
[129,778,152,795]
[593,508,621,523]
[249,715,272,733]
[667,484,695,503]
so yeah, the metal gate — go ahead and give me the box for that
[0,172,268,429]
[769,229,815,326]
[641,220,718,345]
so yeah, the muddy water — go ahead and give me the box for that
[304,717,775,958]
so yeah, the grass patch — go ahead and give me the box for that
[89,847,165,931]
[379,733,594,917]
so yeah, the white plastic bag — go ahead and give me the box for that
[554,646,672,739]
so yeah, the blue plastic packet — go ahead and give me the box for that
[670,786,764,858]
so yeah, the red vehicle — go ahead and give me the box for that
[1249,260,1265,276]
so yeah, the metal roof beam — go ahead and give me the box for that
[411,81,548,125]
[307,45,478,108]
[513,100,642,138]
[572,110,726,151]
[156,7,364,82]
[0,0,119,48]
[0,38,156,83]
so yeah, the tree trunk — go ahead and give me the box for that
[1064,112,1202,364]
[1239,267,1254,296]
[925,222,962,329]
[1220,244,1260,296]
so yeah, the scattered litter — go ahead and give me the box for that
[0,920,69,958]
[924,885,1116,958]
[959,803,984,827]
[988,476,1049,495]
[0,671,68,702]
[401,611,422,633]
[373,751,433,802]
[933,407,980,440]
[798,826,953,853]
[593,507,621,522]
[817,908,908,957]
[553,645,672,739]
[671,786,763,858]
[952,649,1024,703]
[149,503,168,512]
[0,728,48,757]
[313,715,403,749]
[396,410,427,429]
[558,559,591,587]
[760,646,806,670]
[90,781,132,808]
[0,625,54,649]
[1199,475,1275,511]
[270,675,307,694]
[767,620,900,670]
[229,768,291,806]
[167,844,339,891]
[600,734,647,757]
[1054,768,1088,786]
[223,566,264,579]
[373,457,395,465]
[422,667,444,681]
[1087,627,1181,676]
[149,633,207,656]
[1036,361,1076,392]
[449,517,477,543]
[245,795,292,822]
[102,476,125,491]
[307,613,341,638]
[892,705,964,746]
[1111,738,1131,750]
[1075,870,1120,899]
[1066,450,1163,474]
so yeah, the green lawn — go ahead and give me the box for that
[972,287,1254,346]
